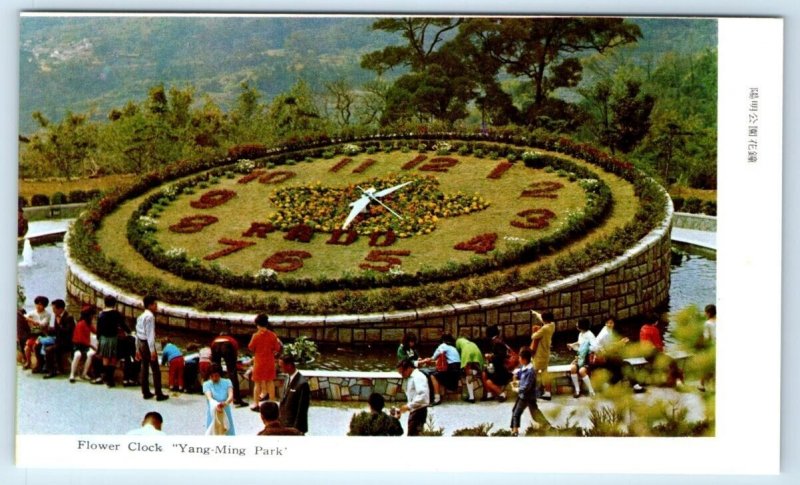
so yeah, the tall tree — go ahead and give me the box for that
[459,18,641,125]
[361,18,474,126]
[24,111,98,180]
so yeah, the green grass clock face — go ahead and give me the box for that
[142,148,595,284]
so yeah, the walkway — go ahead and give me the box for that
[16,366,708,437]
[671,227,717,250]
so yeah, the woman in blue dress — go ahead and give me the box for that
[203,364,235,435]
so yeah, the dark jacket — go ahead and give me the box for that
[96,309,129,338]
[257,421,303,436]
[280,373,310,434]
[54,312,76,348]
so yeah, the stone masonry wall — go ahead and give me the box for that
[65,194,673,344]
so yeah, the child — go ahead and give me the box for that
[568,318,596,398]
[510,347,551,436]
[161,338,185,392]
[69,305,96,383]
[25,296,51,372]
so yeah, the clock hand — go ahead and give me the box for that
[342,196,371,230]
[358,186,403,220]
[373,181,412,198]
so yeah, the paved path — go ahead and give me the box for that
[16,366,708,437]
[672,227,717,250]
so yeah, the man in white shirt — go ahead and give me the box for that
[396,358,430,436]
[126,411,166,435]
[135,295,168,401]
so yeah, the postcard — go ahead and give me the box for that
[11,11,782,476]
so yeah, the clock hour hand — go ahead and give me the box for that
[342,197,371,230]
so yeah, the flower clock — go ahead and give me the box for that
[121,139,614,295]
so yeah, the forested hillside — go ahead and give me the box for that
[19,16,717,190]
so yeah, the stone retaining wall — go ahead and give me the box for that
[65,192,673,343]
[673,212,717,232]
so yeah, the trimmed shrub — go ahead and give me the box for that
[31,194,49,206]
[701,200,716,216]
[683,197,702,214]
[18,196,28,209]
[68,190,85,203]
[51,192,66,205]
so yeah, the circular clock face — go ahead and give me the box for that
[132,145,608,289]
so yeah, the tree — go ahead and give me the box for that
[324,79,356,127]
[361,18,463,74]
[266,80,329,138]
[362,18,476,127]
[24,111,98,180]
[582,78,654,154]
[459,18,642,126]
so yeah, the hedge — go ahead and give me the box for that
[68,130,668,315]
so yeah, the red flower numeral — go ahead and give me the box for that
[203,238,255,261]
[238,170,265,184]
[190,189,237,209]
[326,229,359,245]
[259,171,296,184]
[368,230,397,247]
[520,181,564,199]
[402,155,427,170]
[454,233,498,254]
[330,157,353,173]
[419,157,458,173]
[284,224,314,243]
[510,209,556,229]
[262,250,312,273]
[242,222,276,238]
[359,250,411,272]
[169,215,219,234]
[487,161,513,179]
[352,159,375,174]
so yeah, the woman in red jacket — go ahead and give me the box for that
[247,314,282,411]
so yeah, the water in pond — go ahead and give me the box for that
[18,224,716,372]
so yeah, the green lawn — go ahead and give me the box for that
[96,149,638,306]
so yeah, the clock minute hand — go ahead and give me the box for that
[358,186,403,220]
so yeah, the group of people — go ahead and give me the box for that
[19,290,716,437]
[390,306,717,436]
[18,293,312,436]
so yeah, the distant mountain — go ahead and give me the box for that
[18,16,717,134]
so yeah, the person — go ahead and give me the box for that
[591,316,645,393]
[395,358,430,436]
[25,295,51,372]
[510,347,551,436]
[198,344,213,382]
[69,305,96,383]
[258,401,303,436]
[455,336,484,403]
[247,314,282,410]
[568,318,596,398]
[43,299,76,379]
[160,338,185,392]
[95,295,131,387]
[278,355,310,435]
[638,313,684,388]
[530,310,555,400]
[127,411,165,435]
[135,295,168,401]
[211,326,247,407]
[203,364,235,435]
[17,308,30,367]
[396,332,419,366]
[118,334,139,387]
[348,392,404,436]
[699,304,717,392]
[482,325,512,402]
[417,334,461,406]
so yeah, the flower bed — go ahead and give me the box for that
[69,130,664,314]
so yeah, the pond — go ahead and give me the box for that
[17,224,716,372]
